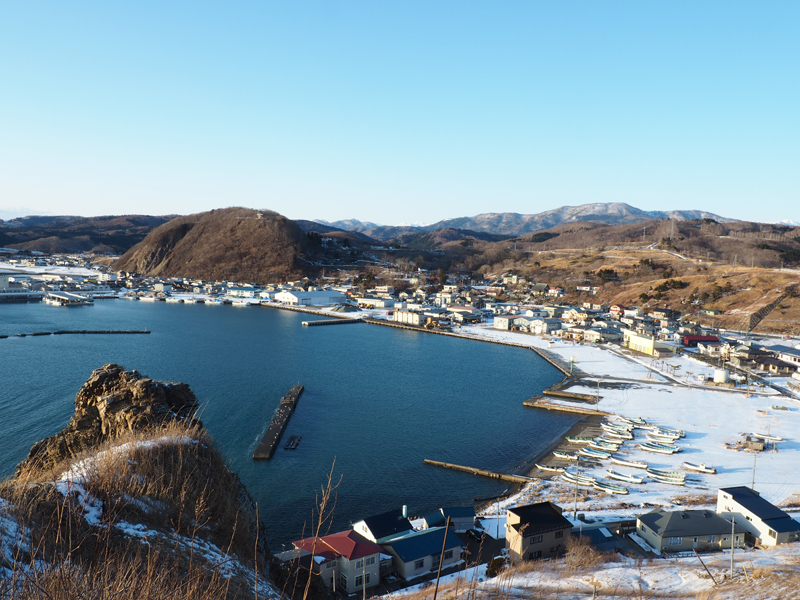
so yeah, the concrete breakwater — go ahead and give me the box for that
[423,459,536,484]
[301,318,363,327]
[253,384,304,460]
[361,318,572,377]
[1,330,151,339]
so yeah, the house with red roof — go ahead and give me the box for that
[292,530,391,594]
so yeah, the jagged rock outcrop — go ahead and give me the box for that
[17,363,199,475]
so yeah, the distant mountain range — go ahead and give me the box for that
[314,203,735,241]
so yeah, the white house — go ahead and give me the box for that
[717,487,800,547]
[274,290,346,305]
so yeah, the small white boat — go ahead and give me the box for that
[750,432,783,442]
[647,432,680,443]
[603,430,633,440]
[553,451,579,461]
[594,481,629,495]
[535,463,565,473]
[590,440,620,451]
[561,471,596,486]
[640,443,680,455]
[611,457,648,469]
[606,468,644,484]
[682,462,717,474]
[649,474,686,486]
[165,297,183,303]
[579,448,611,459]
[647,468,685,481]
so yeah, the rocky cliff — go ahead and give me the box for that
[17,363,199,475]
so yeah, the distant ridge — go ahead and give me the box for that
[318,202,734,241]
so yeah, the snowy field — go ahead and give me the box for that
[0,261,102,277]
[457,324,800,509]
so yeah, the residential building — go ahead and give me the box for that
[353,509,414,544]
[394,310,425,326]
[422,507,476,532]
[506,502,572,563]
[292,530,388,594]
[717,487,800,547]
[636,510,744,553]
[380,527,463,580]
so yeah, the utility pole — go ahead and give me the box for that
[752,452,757,489]
[730,516,735,579]
[573,457,581,519]
[432,516,451,600]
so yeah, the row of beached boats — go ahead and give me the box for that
[542,413,724,490]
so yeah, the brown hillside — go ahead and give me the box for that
[114,207,314,283]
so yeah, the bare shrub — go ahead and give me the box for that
[564,535,610,572]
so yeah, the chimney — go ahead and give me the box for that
[402,505,408,519]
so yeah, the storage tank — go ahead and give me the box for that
[714,369,729,384]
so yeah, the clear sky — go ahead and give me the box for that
[1,2,797,225]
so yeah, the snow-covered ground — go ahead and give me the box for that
[456,324,800,512]
[0,261,102,277]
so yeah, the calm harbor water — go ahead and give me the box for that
[0,301,575,547]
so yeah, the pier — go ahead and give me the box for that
[301,318,363,327]
[523,398,610,416]
[423,459,536,484]
[253,385,304,459]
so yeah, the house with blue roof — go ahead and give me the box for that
[379,527,463,580]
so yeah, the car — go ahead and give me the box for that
[466,528,485,543]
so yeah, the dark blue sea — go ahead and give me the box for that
[0,301,575,548]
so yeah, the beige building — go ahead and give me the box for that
[637,509,743,553]
[717,487,800,547]
[506,502,572,563]
[292,530,390,594]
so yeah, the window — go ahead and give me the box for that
[529,535,543,544]
[768,529,777,539]
[365,574,371,585]
[444,550,453,560]
[414,559,424,570]
[355,560,363,569]
[550,547,556,553]
[365,556,376,566]
[528,551,542,559]
[339,574,347,589]
[707,535,716,542]
[555,530,564,538]
[669,537,682,545]
[355,576,363,588]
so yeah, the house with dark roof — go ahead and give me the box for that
[353,508,414,543]
[422,507,475,532]
[292,530,391,594]
[505,502,572,563]
[636,510,743,554]
[717,487,800,547]
[379,527,463,580]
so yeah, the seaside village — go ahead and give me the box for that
[5,251,800,596]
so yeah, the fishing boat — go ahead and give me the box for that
[682,462,717,474]
[648,473,686,486]
[606,468,644,484]
[579,448,611,460]
[598,436,625,446]
[750,432,783,442]
[603,430,633,441]
[561,471,596,486]
[603,422,632,434]
[590,440,620,451]
[639,443,680,455]
[647,432,680,443]
[553,451,579,461]
[647,468,685,481]
[165,297,183,303]
[594,481,629,495]
[654,427,685,438]
[611,457,648,469]
[535,463,565,473]
[566,436,594,444]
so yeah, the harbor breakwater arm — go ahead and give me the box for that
[423,459,536,484]
[253,385,304,460]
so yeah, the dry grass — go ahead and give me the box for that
[0,421,267,600]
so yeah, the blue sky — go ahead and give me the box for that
[1,2,797,224]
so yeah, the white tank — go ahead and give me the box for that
[714,369,729,383]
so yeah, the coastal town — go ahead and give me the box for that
[3,249,800,597]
